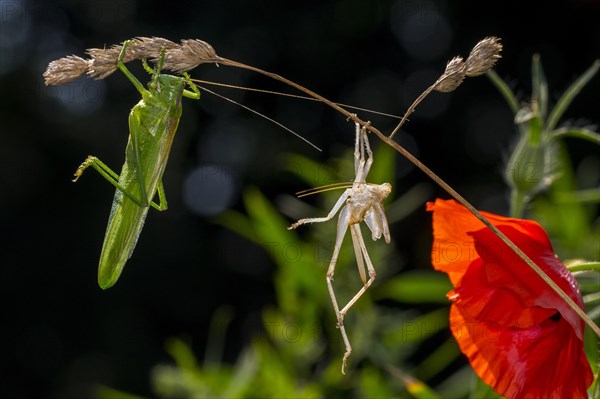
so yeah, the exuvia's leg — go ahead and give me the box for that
[72,156,164,210]
[339,223,377,322]
[325,206,353,374]
[350,222,367,284]
[353,122,373,184]
[360,124,373,179]
[354,122,361,177]
[287,190,350,230]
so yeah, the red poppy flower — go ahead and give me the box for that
[427,198,593,399]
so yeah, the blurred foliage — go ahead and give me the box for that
[97,56,599,399]
[490,57,600,219]
[490,55,600,397]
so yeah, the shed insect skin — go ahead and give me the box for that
[72,40,200,289]
[288,122,392,373]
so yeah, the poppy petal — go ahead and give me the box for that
[429,198,593,399]
[427,199,543,285]
[450,304,593,399]
[469,226,586,338]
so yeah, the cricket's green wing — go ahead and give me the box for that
[98,189,151,288]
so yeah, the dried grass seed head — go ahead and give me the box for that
[465,36,503,77]
[433,56,466,93]
[46,37,221,85]
[86,37,179,79]
[43,55,90,86]
[161,39,221,74]
[130,36,178,60]
[86,45,126,79]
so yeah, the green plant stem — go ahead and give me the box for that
[217,57,600,338]
[510,189,528,218]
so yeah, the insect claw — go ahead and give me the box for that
[341,349,352,374]
[72,166,85,182]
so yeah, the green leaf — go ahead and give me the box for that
[413,337,460,380]
[486,69,519,114]
[385,308,449,346]
[531,54,549,121]
[165,338,199,371]
[546,60,600,131]
[368,139,396,187]
[554,188,600,204]
[214,209,258,244]
[469,373,504,399]
[567,261,600,273]
[551,127,600,145]
[387,366,442,399]
[359,366,395,398]
[242,186,297,249]
[284,153,338,188]
[377,271,453,303]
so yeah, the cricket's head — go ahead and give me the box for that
[148,73,186,103]
[374,182,392,201]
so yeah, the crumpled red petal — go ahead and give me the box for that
[428,198,593,399]
[427,198,545,286]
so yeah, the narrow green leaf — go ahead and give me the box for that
[531,54,549,120]
[377,271,452,303]
[359,366,395,398]
[414,337,460,380]
[368,140,396,187]
[486,69,519,114]
[385,308,449,346]
[567,261,600,273]
[546,60,600,131]
[215,210,259,244]
[555,188,600,204]
[584,292,600,305]
[165,338,199,371]
[551,127,600,145]
[469,374,504,399]
[387,366,442,399]
[528,113,543,145]
[284,153,338,188]
[592,368,600,399]
[243,186,297,246]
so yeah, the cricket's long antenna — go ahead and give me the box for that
[295,181,375,198]
[190,78,402,120]
[196,84,322,152]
